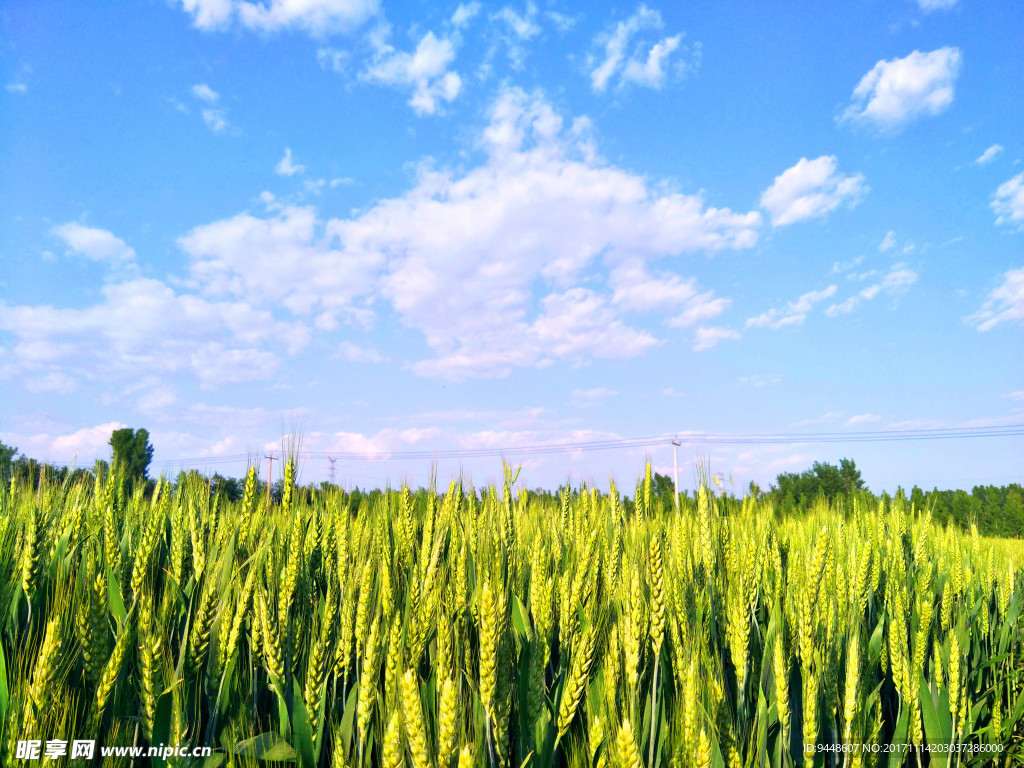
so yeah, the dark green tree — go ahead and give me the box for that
[774,458,867,507]
[0,440,18,482]
[109,427,154,490]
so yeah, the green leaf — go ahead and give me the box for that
[755,684,768,766]
[868,615,885,666]
[150,691,174,768]
[107,564,127,625]
[511,594,531,640]
[919,672,950,767]
[233,732,298,762]
[0,638,8,731]
[292,679,317,768]
[887,705,910,768]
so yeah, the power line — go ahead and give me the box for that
[152,423,1024,466]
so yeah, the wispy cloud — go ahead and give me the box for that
[588,4,698,93]
[992,173,1024,230]
[976,144,1003,165]
[845,413,882,427]
[747,286,836,329]
[967,267,1024,331]
[276,148,305,176]
[825,264,918,316]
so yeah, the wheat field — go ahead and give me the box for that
[0,460,1021,767]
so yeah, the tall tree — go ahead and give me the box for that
[0,440,17,481]
[109,427,154,490]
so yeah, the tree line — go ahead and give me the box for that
[1,433,1020,537]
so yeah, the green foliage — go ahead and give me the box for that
[108,427,154,490]
[0,441,16,482]
[774,458,865,507]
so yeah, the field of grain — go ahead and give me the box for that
[0,462,1021,767]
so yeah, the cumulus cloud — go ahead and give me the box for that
[589,4,697,93]
[179,88,759,380]
[275,147,305,176]
[992,173,1024,230]
[609,261,730,331]
[746,286,837,330]
[825,263,918,316]
[967,267,1024,331]
[0,278,304,390]
[178,0,379,35]
[362,31,462,115]
[52,222,136,262]
[839,47,962,133]
[759,156,867,227]
[50,422,127,458]
[976,144,1003,165]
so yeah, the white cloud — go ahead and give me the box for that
[845,413,881,427]
[825,263,918,316]
[178,0,379,35]
[338,340,386,363]
[6,82,28,94]
[318,427,441,459]
[967,267,1024,331]
[621,34,682,89]
[976,144,1003,165]
[52,222,136,262]
[839,47,962,133]
[52,422,126,457]
[746,285,837,330]
[179,204,381,317]
[992,173,1024,230]
[362,31,462,115]
[175,88,760,381]
[25,372,77,394]
[589,5,696,93]
[276,148,306,176]
[879,230,898,252]
[1003,391,1024,402]
[0,278,303,390]
[489,2,541,68]
[760,156,867,227]
[571,387,617,407]
[202,108,230,133]
[191,83,219,103]
[609,261,729,328]
[451,2,481,28]
[916,0,957,11]
[317,47,349,72]
[693,326,740,351]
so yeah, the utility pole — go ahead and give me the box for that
[327,457,337,485]
[672,437,681,513]
[264,453,275,510]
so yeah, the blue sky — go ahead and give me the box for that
[1,0,1021,493]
